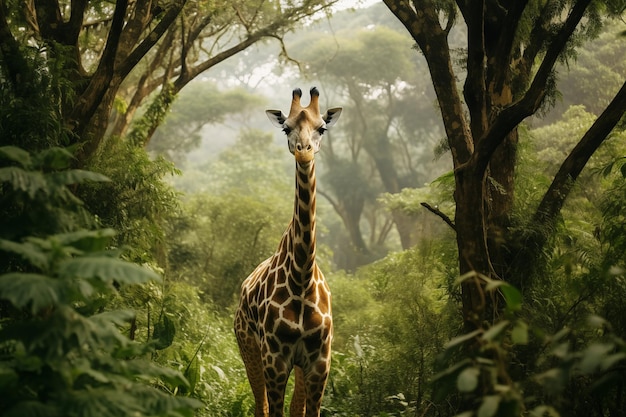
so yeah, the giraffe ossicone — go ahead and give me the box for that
[234,87,342,417]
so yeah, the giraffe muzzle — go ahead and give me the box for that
[295,144,314,163]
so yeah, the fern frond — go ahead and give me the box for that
[0,273,61,314]
[57,257,160,285]
[0,239,49,271]
[0,146,32,168]
[0,167,47,198]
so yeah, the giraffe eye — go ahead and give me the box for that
[283,126,292,135]
[317,127,327,135]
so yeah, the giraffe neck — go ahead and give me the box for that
[286,159,317,282]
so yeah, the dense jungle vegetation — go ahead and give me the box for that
[1,1,626,416]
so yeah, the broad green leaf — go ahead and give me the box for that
[478,395,501,417]
[58,257,160,284]
[454,411,474,417]
[511,321,529,345]
[482,320,509,342]
[579,343,614,374]
[0,239,49,270]
[152,314,176,350]
[445,329,482,349]
[432,358,472,381]
[0,167,47,198]
[453,271,482,286]
[457,366,479,392]
[0,366,18,389]
[0,146,32,168]
[90,310,135,327]
[586,315,608,328]
[601,352,626,371]
[501,284,522,312]
[0,273,60,314]
[49,169,109,186]
[34,146,74,170]
[52,229,116,252]
[184,358,201,394]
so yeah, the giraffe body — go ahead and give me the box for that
[234,87,342,417]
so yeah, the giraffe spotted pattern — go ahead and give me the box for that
[234,87,342,417]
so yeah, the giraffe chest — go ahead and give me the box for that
[240,260,332,345]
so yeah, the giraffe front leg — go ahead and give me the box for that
[303,359,331,417]
[263,354,291,417]
[289,366,306,417]
[235,318,268,416]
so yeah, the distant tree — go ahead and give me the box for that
[291,25,446,268]
[146,83,264,163]
[0,0,338,163]
[383,0,626,330]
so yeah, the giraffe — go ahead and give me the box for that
[234,87,342,417]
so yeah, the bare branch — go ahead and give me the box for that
[420,202,456,231]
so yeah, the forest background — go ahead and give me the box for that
[1,1,626,416]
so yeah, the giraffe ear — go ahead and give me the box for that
[266,110,287,128]
[323,107,342,128]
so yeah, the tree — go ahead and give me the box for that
[288,23,447,269]
[0,0,338,164]
[382,0,626,330]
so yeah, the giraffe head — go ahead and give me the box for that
[266,87,342,163]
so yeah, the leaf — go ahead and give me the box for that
[0,239,49,271]
[33,147,74,170]
[432,358,472,381]
[478,395,501,417]
[0,146,32,168]
[153,314,176,350]
[445,329,482,349]
[91,310,136,327]
[482,320,509,342]
[601,352,626,371]
[0,167,47,198]
[500,284,522,312]
[0,366,18,389]
[52,229,116,252]
[49,169,109,186]
[184,358,201,394]
[58,257,160,285]
[511,321,529,345]
[210,364,226,380]
[0,273,60,314]
[579,343,614,374]
[530,405,560,417]
[457,366,480,392]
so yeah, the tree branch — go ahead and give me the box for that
[468,0,593,174]
[116,2,186,81]
[0,4,33,95]
[70,0,129,132]
[384,0,473,166]
[461,0,488,139]
[533,80,626,230]
[421,202,456,231]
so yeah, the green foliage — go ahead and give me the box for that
[433,272,626,417]
[0,146,201,417]
[325,242,457,416]
[79,137,180,263]
[0,146,104,245]
[148,83,265,163]
[165,192,287,307]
